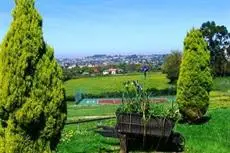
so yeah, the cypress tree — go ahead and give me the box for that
[176,28,212,122]
[0,0,66,152]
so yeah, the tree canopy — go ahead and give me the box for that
[200,21,230,76]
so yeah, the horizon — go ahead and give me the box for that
[58,53,168,59]
[0,0,230,58]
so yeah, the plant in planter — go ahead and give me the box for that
[116,80,181,137]
[115,81,185,152]
[116,80,147,115]
[149,102,181,122]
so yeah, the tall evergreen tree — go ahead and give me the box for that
[0,0,66,152]
[176,28,212,122]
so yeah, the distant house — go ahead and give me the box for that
[108,68,117,75]
[109,69,118,75]
[103,70,109,75]
[87,64,94,68]
[67,65,76,69]
[103,68,124,75]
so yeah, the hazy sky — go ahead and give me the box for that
[0,0,230,57]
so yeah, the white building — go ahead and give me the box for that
[103,71,109,75]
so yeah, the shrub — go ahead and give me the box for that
[116,81,180,121]
[162,51,182,83]
[176,28,212,122]
[0,0,66,152]
[149,102,181,122]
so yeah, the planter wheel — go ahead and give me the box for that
[171,132,185,152]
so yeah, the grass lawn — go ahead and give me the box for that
[67,103,117,118]
[64,73,230,99]
[57,93,230,153]
[57,106,230,153]
[64,72,170,98]
[57,119,119,153]
[58,76,230,152]
[176,108,230,153]
[209,91,230,110]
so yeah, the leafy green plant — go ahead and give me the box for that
[149,102,181,121]
[116,80,181,121]
[116,81,143,114]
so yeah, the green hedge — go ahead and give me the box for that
[65,87,176,101]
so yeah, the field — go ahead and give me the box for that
[64,72,170,98]
[57,75,230,153]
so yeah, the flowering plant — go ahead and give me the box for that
[116,80,181,121]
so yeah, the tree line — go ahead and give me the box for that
[162,21,230,83]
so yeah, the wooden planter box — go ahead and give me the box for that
[116,113,175,137]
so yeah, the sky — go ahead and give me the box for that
[0,0,230,58]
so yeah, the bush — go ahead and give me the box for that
[116,81,180,121]
[162,51,182,83]
[0,0,66,152]
[176,28,213,122]
[149,102,181,121]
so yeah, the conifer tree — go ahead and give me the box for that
[176,28,212,122]
[0,0,66,152]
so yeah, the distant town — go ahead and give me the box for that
[58,54,167,69]
[57,54,168,80]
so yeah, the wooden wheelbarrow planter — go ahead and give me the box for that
[116,113,174,137]
[97,113,185,153]
[117,113,174,153]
